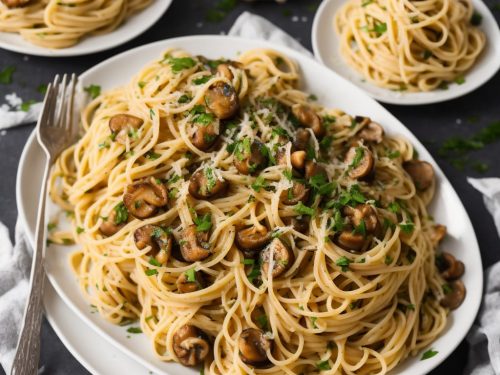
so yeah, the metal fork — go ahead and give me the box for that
[11,74,79,375]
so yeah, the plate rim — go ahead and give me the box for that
[311,0,500,105]
[0,0,172,57]
[16,34,484,375]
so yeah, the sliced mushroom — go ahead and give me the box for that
[1,0,31,8]
[233,140,268,175]
[235,226,271,252]
[190,118,220,151]
[334,230,366,252]
[280,182,309,205]
[436,252,465,280]
[260,238,294,278]
[123,177,168,219]
[238,328,273,367]
[99,209,126,236]
[430,224,447,246]
[274,149,288,166]
[188,169,228,200]
[344,146,374,180]
[173,325,210,366]
[304,160,327,180]
[216,63,243,81]
[282,216,310,234]
[205,82,239,120]
[109,114,144,145]
[293,128,311,151]
[176,270,205,293]
[343,204,379,233]
[290,151,306,171]
[134,224,173,264]
[180,225,211,262]
[440,280,466,310]
[291,104,325,138]
[358,121,384,144]
[403,160,434,191]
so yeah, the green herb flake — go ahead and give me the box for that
[316,360,331,371]
[399,222,414,234]
[454,76,465,85]
[149,257,162,267]
[113,202,128,224]
[193,75,212,85]
[251,176,268,192]
[336,256,352,272]
[76,226,84,234]
[293,202,315,216]
[194,213,212,232]
[471,11,482,25]
[0,66,15,84]
[167,57,196,73]
[185,268,196,282]
[442,283,453,294]
[126,327,142,334]
[84,84,101,99]
[178,94,191,104]
[421,348,438,360]
[20,100,36,112]
[47,222,57,231]
[145,269,158,276]
[37,83,48,94]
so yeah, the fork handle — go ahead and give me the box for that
[11,158,51,375]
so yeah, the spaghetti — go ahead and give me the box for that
[334,0,486,91]
[0,0,152,48]
[49,48,466,374]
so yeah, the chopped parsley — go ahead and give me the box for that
[167,56,196,73]
[178,94,191,104]
[145,269,158,276]
[421,348,438,360]
[0,66,15,84]
[185,268,196,282]
[194,213,212,232]
[149,257,162,267]
[442,283,453,294]
[76,226,84,234]
[84,84,101,99]
[316,360,331,370]
[126,327,142,334]
[470,11,482,25]
[193,75,213,85]
[113,202,128,224]
[37,84,48,94]
[255,314,269,331]
[251,176,268,192]
[399,222,414,234]
[319,135,334,150]
[20,100,36,112]
[349,147,365,169]
[241,258,255,265]
[454,76,465,85]
[385,255,393,265]
[336,256,352,272]
[310,316,318,328]
[293,202,315,216]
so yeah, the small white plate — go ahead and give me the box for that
[44,282,152,375]
[17,35,483,375]
[0,0,171,57]
[312,0,500,105]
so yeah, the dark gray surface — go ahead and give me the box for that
[0,0,499,374]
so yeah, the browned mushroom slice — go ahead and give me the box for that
[343,204,379,233]
[190,118,220,151]
[205,82,239,120]
[290,151,306,171]
[176,270,205,293]
[99,208,126,236]
[180,225,211,262]
[440,280,466,310]
[280,182,309,205]
[430,224,447,246]
[188,169,228,200]
[260,238,294,278]
[274,149,287,166]
[173,325,210,366]
[1,0,31,8]
[304,161,327,180]
[293,128,311,151]
[216,62,242,81]
[134,225,173,264]
[334,230,365,252]
[238,328,273,367]
[282,216,310,233]
[291,104,325,138]
[436,252,465,281]
[358,121,384,144]
[109,114,144,145]
[123,177,168,219]
[235,227,271,252]
[233,140,268,175]
[403,160,434,191]
[344,146,374,180]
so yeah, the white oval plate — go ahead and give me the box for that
[17,35,483,375]
[0,0,171,57]
[312,0,500,105]
[44,281,152,375]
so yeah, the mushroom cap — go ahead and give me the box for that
[343,204,379,233]
[437,252,465,281]
[344,146,374,180]
[109,114,144,145]
[290,150,307,171]
[358,121,384,144]
[179,225,211,262]
[190,119,220,151]
[304,160,327,180]
[205,82,239,120]
[238,328,273,367]
[334,230,366,252]
[176,271,205,293]
[282,216,310,234]
[188,169,228,200]
[133,224,173,263]
[123,177,168,219]
[233,140,269,175]
[280,182,309,205]
[291,104,325,138]
[431,224,447,246]
[99,209,126,236]
[440,280,466,310]
[173,325,210,366]
[403,160,435,191]
[235,226,271,251]
[293,128,311,151]
[260,238,294,278]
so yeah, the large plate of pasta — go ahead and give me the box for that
[16,36,482,374]
[0,0,171,56]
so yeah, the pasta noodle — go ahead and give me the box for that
[49,48,465,374]
[334,0,486,91]
[0,0,152,48]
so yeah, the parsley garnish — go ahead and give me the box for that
[76,226,84,234]
[194,213,212,232]
[126,327,142,334]
[470,11,482,25]
[113,202,128,224]
[193,75,213,85]
[251,176,268,192]
[185,268,196,282]
[84,84,101,99]
[336,256,351,272]
[293,202,315,216]
[20,100,36,112]
[0,66,15,84]
[167,57,196,73]
[399,222,414,234]
[149,257,162,267]
[178,94,191,104]
[316,360,331,370]
[255,314,269,330]
[421,348,438,360]
[145,269,158,276]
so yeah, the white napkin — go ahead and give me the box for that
[0,10,498,375]
[0,93,43,130]
[465,178,500,375]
